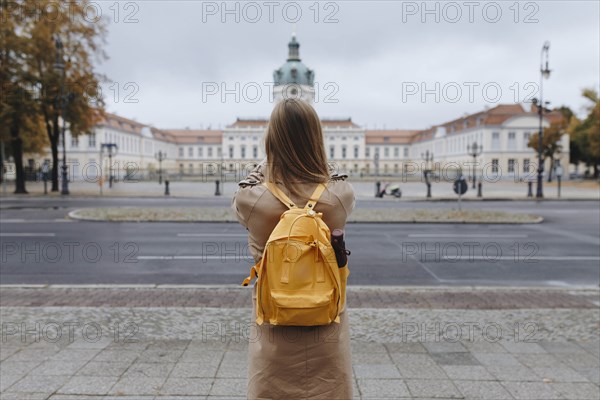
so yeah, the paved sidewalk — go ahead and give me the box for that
[1,286,599,399]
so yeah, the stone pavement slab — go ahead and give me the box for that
[1,336,599,399]
[1,286,598,399]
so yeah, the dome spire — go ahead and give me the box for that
[287,27,300,61]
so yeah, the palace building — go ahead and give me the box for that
[29,34,568,182]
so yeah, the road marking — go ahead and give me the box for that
[526,224,600,246]
[0,219,74,223]
[138,255,253,260]
[384,234,442,282]
[177,233,247,237]
[408,234,529,238]
[441,256,600,261]
[0,233,56,237]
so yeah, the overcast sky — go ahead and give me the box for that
[95,0,600,130]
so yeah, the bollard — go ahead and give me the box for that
[375,181,381,198]
[165,180,170,196]
[215,180,221,196]
[477,181,482,197]
[527,181,533,197]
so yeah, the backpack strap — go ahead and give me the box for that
[304,183,327,210]
[264,182,297,209]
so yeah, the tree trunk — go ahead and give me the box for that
[10,123,27,194]
[46,115,60,192]
[50,137,59,191]
[547,156,554,182]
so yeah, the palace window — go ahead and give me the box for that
[198,147,203,157]
[508,132,516,150]
[253,145,258,159]
[342,146,347,159]
[229,146,234,159]
[88,133,96,148]
[394,147,399,158]
[523,132,531,149]
[330,145,335,159]
[188,147,193,157]
[354,146,359,159]
[492,159,499,173]
[491,132,500,151]
[508,159,515,173]
[404,147,409,158]
[179,147,184,157]
[241,145,246,159]
[523,158,530,173]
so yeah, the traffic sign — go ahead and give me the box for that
[453,178,468,195]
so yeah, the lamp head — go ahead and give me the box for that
[541,66,551,80]
[541,41,551,79]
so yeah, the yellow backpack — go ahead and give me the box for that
[241,181,349,326]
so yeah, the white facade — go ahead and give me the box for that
[21,37,569,182]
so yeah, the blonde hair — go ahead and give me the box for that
[265,99,330,198]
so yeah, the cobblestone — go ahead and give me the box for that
[1,286,597,309]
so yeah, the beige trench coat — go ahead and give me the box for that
[231,160,356,400]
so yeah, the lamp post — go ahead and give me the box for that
[155,150,166,184]
[533,41,551,199]
[421,150,433,198]
[101,143,118,189]
[467,141,483,189]
[53,36,69,195]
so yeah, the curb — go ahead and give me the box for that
[67,209,544,224]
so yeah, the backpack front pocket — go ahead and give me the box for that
[270,289,335,326]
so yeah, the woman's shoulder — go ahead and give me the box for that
[326,172,354,192]
[324,173,355,217]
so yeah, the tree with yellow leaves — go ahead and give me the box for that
[2,0,109,193]
[1,0,48,193]
[25,0,109,191]
[568,88,600,179]
[527,107,569,183]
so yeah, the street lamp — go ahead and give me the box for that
[100,143,118,189]
[533,41,551,199]
[421,150,433,198]
[155,150,167,184]
[467,141,483,189]
[53,36,69,195]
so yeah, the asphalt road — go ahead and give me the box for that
[1,198,598,287]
